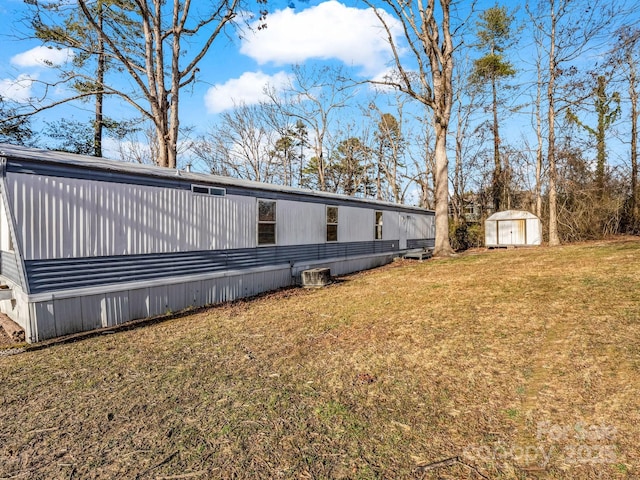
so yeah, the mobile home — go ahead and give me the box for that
[0,144,435,342]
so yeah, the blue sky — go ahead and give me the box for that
[0,0,407,131]
[1,0,637,188]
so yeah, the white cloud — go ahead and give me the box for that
[11,46,74,68]
[240,1,402,76]
[369,67,405,92]
[0,74,35,102]
[204,70,292,113]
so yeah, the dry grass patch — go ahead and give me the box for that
[1,238,639,479]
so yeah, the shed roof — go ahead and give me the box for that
[486,210,540,221]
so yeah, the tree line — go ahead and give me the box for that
[1,0,639,255]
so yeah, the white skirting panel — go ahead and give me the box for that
[23,254,395,343]
[26,266,294,342]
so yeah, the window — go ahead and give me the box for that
[258,200,276,245]
[375,211,383,240]
[191,184,226,196]
[192,185,209,194]
[326,206,338,242]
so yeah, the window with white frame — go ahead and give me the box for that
[257,200,277,245]
[375,211,383,240]
[191,184,226,196]
[326,206,338,242]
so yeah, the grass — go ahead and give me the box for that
[1,238,639,479]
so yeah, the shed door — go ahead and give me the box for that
[497,219,526,245]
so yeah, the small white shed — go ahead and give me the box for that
[485,210,542,247]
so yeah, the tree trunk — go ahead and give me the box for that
[317,149,326,191]
[546,0,560,246]
[492,76,502,212]
[433,120,454,256]
[94,1,104,158]
[453,110,464,224]
[535,65,543,219]
[167,0,182,170]
[595,76,607,196]
[630,55,639,226]
[376,146,383,200]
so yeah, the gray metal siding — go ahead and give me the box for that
[407,239,435,249]
[103,292,131,327]
[338,206,374,242]
[31,301,56,341]
[4,154,434,216]
[0,250,21,285]
[53,297,84,336]
[8,173,257,259]
[80,294,105,330]
[129,287,151,319]
[276,200,325,246]
[382,211,400,241]
[24,240,402,293]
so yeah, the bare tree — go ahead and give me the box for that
[367,0,461,256]
[404,112,436,210]
[266,65,355,191]
[0,96,35,145]
[532,28,546,219]
[470,5,518,212]
[9,0,261,168]
[451,54,482,224]
[566,74,621,196]
[612,26,640,230]
[367,98,408,203]
[527,0,628,245]
[193,103,277,182]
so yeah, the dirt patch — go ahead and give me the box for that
[0,323,17,349]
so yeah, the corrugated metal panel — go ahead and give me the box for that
[128,288,150,320]
[293,254,395,280]
[406,215,433,241]
[103,292,131,326]
[424,215,435,239]
[199,268,292,307]
[407,239,435,249]
[382,211,400,241]
[80,294,105,330]
[2,144,434,216]
[8,173,261,260]
[166,283,188,313]
[497,220,525,245]
[24,240,405,293]
[30,255,407,341]
[31,301,56,341]
[0,250,21,285]
[185,280,203,307]
[485,220,498,246]
[406,215,421,240]
[148,285,169,317]
[0,199,12,251]
[53,297,84,336]
[487,210,538,221]
[276,200,325,246]
[339,206,373,242]
[526,218,542,245]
